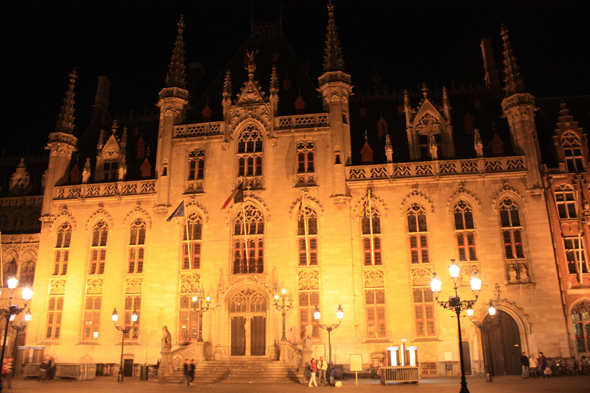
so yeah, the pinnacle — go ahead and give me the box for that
[501,24,526,96]
[55,67,77,134]
[323,0,345,72]
[165,15,187,89]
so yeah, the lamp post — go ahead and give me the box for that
[430,259,481,393]
[0,277,32,393]
[466,300,496,383]
[191,289,211,342]
[313,305,343,386]
[112,308,138,382]
[273,288,293,341]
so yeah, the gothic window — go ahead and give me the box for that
[555,186,577,219]
[296,141,315,173]
[413,287,436,337]
[124,295,141,341]
[12,214,24,230]
[54,222,71,275]
[572,301,590,353]
[298,270,320,339]
[19,261,35,287]
[362,203,382,266]
[454,200,477,261]
[182,213,202,270]
[82,295,101,341]
[233,205,264,274]
[179,294,200,341]
[89,220,108,275]
[418,133,442,160]
[408,203,429,263]
[498,198,525,259]
[237,125,263,181]
[46,296,64,340]
[3,257,17,287]
[364,270,386,339]
[188,149,205,180]
[128,219,146,274]
[562,132,585,172]
[297,206,318,266]
[564,237,589,274]
[103,160,118,181]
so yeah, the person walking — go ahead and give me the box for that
[529,354,538,378]
[317,356,327,385]
[183,359,191,386]
[308,358,318,387]
[1,357,12,389]
[189,359,196,386]
[520,352,530,379]
[538,352,548,378]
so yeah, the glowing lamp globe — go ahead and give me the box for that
[336,305,344,320]
[131,310,139,322]
[313,306,321,321]
[430,273,442,294]
[112,308,119,322]
[488,301,496,316]
[24,310,32,322]
[7,277,18,289]
[448,260,460,279]
[470,275,482,292]
[22,287,33,301]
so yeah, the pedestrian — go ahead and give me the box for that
[183,359,191,386]
[538,352,548,378]
[1,357,12,389]
[317,356,327,385]
[308,357,318,387]
[189,359,196,386]
[529,354,538,378]
[520,351,529,379]
[39,357,50,382]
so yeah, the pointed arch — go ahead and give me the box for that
[50,208,77,233]
[447,184,481,215]
[86,207,114,231]
[289,194,324,221]
[122,202,152,230]
[401,188,434,217]
[492,182,526,213]
[354,191,388,220]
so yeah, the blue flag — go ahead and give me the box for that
[166,201,185,222]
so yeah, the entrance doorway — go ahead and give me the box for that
[229,288,267,356]
[482,310,521,376]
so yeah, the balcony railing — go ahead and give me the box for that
[347,156,526,181]
[174,122,223,138]
[55,180,156,200]
[275,113,330,130]
[0,195,43,207]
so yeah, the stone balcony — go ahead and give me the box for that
[54,179,156,200]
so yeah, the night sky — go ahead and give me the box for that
[2,0,589,156]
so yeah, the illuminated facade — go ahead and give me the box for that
[2,1,585,378]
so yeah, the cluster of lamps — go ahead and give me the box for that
[111,308,138,382]
[313,304,343,386]
[190,289,212,342]
[273,288,293,341]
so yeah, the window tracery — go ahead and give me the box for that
[453,200,477,262]
[182,213,202,270]
[407,203,429,264]
[128,218,146,274]
[554,186,577,219]
[89,220,108,275]
[54,222,71,275]
[298,206,318,266]
[233,205,264,274]
[562,132,585,172]
[362,203,382,266]
[237,125,263,189]
[188,149,205,180]
[298,269,320,338]
[572,301,590,353]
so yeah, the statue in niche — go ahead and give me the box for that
[303,324,314,351]
[460,267,470,285]
[519,264,530,282]
[508,265,518,284]
[161,326,172,351]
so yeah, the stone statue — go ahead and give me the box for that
[303,324,314,351]
[519,264,530,282]
[161,326,172,351]
[508,265,518,283]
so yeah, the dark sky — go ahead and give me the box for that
[2,0,589,156]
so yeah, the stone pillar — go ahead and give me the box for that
[159,350,172,378]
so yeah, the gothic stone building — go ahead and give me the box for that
[7,1,588,378]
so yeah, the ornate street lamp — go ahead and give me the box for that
[191,289,211,342]
[430,259,480,393]
[112,308,138,382]
[313,305,343,386]
[0,277,32,393]
[273,288,293,341]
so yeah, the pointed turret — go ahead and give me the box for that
[165,15,187,89]
[269,65,279,115]
[553,101,587,173]
[360,131,374,163]
[323,0,345,72]
[55,68,77,134]
[501,24,526,96]
[474,128,484,158]
[384,134,393,163]
[429,131,438,160]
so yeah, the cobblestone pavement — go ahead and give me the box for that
[3,375,589,392]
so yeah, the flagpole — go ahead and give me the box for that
[368,189,375,265]
[302,191,310,266]
[0,231,3,286]
[577,190,584,283]
[242,180,249,273]
[185,209,192,269]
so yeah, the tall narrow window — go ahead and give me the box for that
[365,289,386,338]
[297,205,318,266]
[562,132,585,173]
[103,161,118,181]
[298,269,320,339]
[362,202,382,266]
[188,150,205,180]
[179,294,200,341]
[83,295,101,340]
[124,295,141,341]
[233,205,264,274]
[19,261,35,287]
[296,141,315,173]
[564,237,589,274]
[182,213,202,270]
[46,296,64,340]
[414,287,436,337]
[408,203,429,263]
[89,220,108,274]
[54,223,71,275]
[128,219,146,274]
[555,186,577,219]
[454,200,477,261]
[3,257,17,287]
[499,198,525,259]
[237,125,263,188]
[572,301,590,353]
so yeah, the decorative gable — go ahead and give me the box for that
[9,158,30,195]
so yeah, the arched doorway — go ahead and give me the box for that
[228,288,267,356]
[482,310,522,375]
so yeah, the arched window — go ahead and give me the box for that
[554,186,577,219]
[89,220,108,274]
[188,149,205,180]
[296,141,315,174]
[362,201,382,266]
[454,200,477,261]
[407,203,429,263]
[297,205,318,266]
[562,132,585,172]
[54,222,71,275]
[237,125,263,189]
[20,260,35,287]
[572,301,590,353]
[182,213,202,269]
[498,198,525,259]
[233,205,264,274]
[128,219,146,274]
[3,256,17,287]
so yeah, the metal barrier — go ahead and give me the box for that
[24,363,41,378]
[55,364,97,380]
[380,366,420,385]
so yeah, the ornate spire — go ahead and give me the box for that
[245,50,259,80]
[165,15,187,89]
[223,69,232,97]
[270,65,279,93]
[501,24,526,96]
[55,68,78,134]
[474,128,484,158]
[323,0,345,72]
[385,134,393,163]
[421,82,429,98]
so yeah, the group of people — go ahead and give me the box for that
[183,359,196,387]
[520,351,548,379]
[307,357,329,387]
[1,357,13,389]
